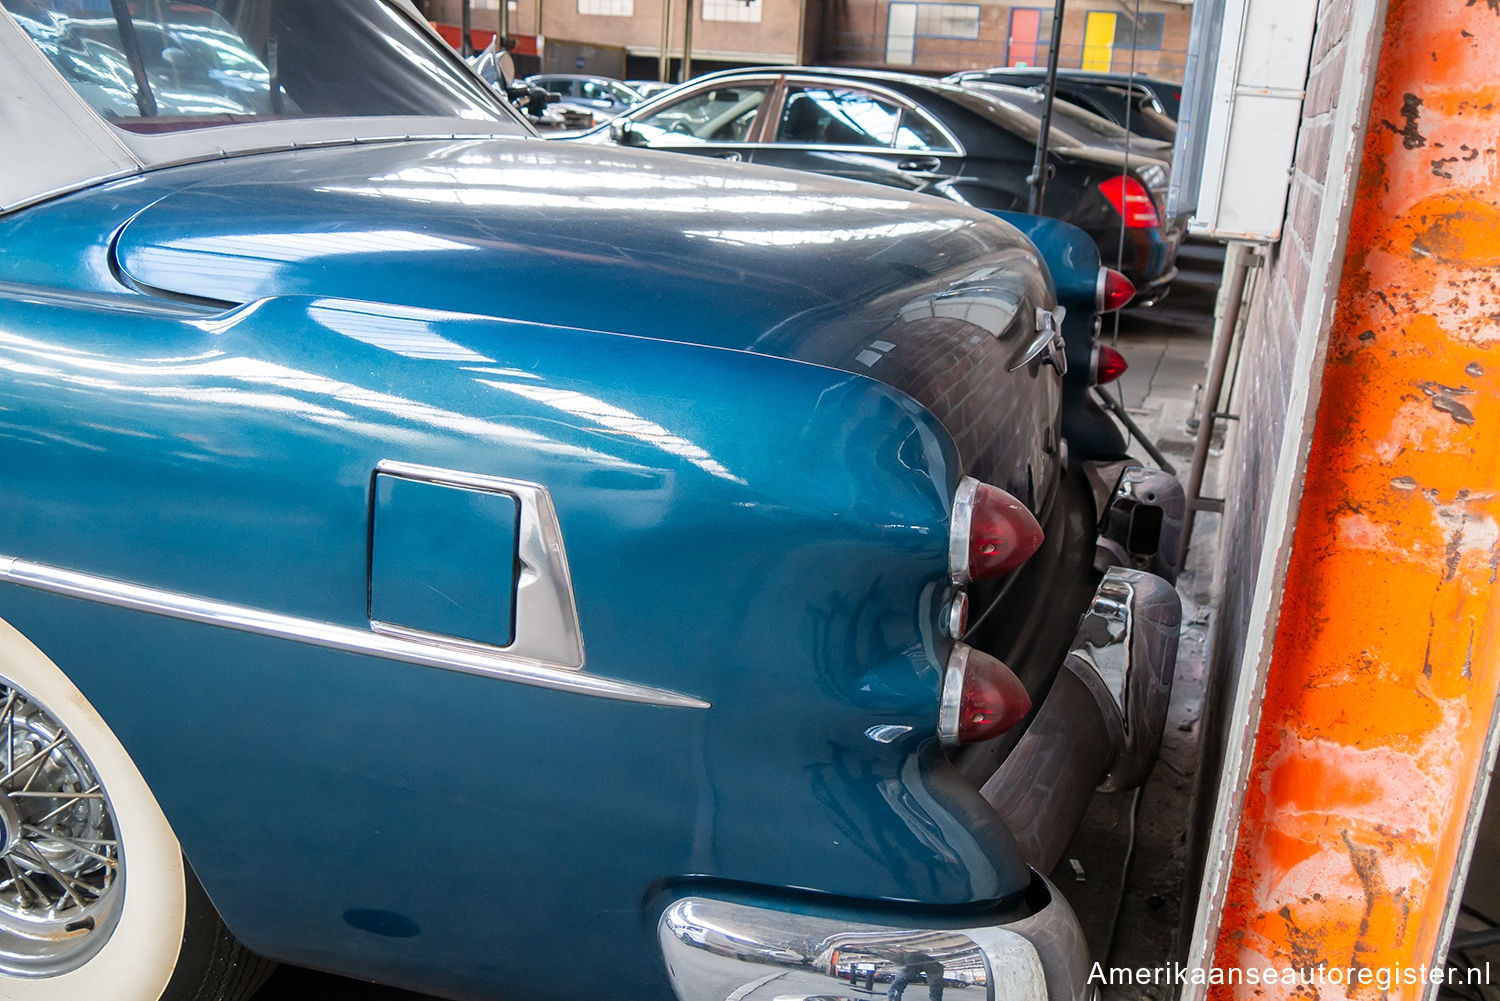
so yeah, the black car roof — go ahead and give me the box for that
[956,67,1180,90]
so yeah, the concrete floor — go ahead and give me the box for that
[1048,242,1223,999]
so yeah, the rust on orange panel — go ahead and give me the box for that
[1209,0,1500,998]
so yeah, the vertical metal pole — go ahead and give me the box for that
[680,0,694,82]
[460,0,473,56]
[1025,0,1067,214]
[497,0,508,48]
[795,0,807,65]
[659,0,673,81]
[1179,242,1253,562]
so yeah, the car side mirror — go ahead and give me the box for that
[611,120,642,146]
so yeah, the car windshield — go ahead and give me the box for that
[1,0,510,133]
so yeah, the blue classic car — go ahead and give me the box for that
[0,2,1181,1000]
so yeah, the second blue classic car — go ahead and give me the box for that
[0,2,1181,999]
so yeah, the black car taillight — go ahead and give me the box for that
[939,643,1031,746]
[1099,175,1161,229]
[948,476,1044,585]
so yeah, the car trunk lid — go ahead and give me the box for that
[106,137,1061,507]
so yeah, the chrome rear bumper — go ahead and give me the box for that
[980,567,1181,873]
[658,872,1090,1001]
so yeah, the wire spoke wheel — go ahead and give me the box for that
[0,683,123,977]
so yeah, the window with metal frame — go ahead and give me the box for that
[914,2,979,38]
[886,2,979,65]
[702,0,760,23]
[578,0,632,16]
[1114,12,1165,50]
[776,87,902,148]
[895,107,957,152]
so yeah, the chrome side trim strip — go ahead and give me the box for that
[0,555,709,710]
[373,459,585,670]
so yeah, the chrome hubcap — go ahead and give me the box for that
[0,683,123,977]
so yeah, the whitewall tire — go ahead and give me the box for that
[0,616,270,1001]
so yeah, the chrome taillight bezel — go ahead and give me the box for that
[948,476,1045,585]
[938,643,973,747]
[948,476,981,586]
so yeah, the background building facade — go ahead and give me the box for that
[821,0,1192,78]
[426,0,1191,82]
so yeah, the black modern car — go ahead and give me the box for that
[580,66,1179,301]
[945,68,1181,142]
[966,81,1174,159]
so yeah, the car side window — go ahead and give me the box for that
[894,108,955,152]
[629,84,769,146]
[776,87,901,147]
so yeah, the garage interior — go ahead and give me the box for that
[0,0,1494,997]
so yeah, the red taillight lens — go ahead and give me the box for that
[940,644,1032,746]
[1093,344,1128,385]
[1099,175,1161,229]
[1098,267,1136,312]
[949,477,1045,584]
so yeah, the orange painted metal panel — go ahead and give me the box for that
[1210,1,1500,997]
[432,23,542,56]
[1007,8,1041,67]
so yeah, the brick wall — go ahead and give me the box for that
[820,0,1191,78]
[431,0,804,62]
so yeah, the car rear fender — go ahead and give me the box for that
[0,290,1042,917]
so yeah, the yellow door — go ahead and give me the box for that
[1081,11,1116,72]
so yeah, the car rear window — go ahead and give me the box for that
[2,0,509,132]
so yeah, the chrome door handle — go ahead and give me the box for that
[898,156,942,172]
[713,151,742,162]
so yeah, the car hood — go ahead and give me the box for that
[109,136,1059,497]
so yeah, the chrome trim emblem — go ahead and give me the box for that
[373,460,584,670]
